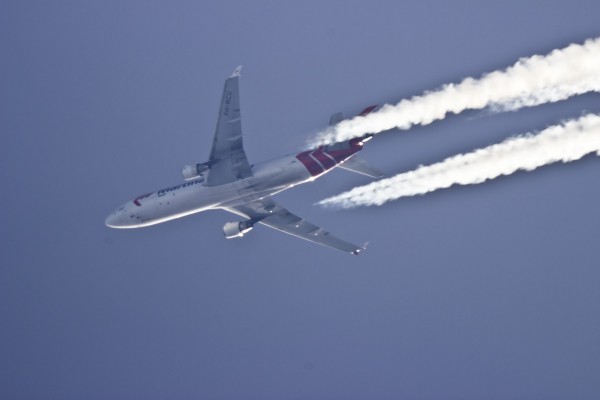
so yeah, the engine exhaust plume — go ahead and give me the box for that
[310,37,600,147]
[318,114,600,208]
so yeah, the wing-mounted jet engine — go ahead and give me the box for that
[223,220,255,239]
[181,162,211,181]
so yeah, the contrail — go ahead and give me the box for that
[318,114,600,208]
[310,37,600,147]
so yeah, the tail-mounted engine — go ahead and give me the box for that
[223,220,254,239]
[181,163,210,181]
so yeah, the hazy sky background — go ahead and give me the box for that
[1,1,599,399]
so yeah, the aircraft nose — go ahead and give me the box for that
[105,212,120,228]
[105,205,128,228]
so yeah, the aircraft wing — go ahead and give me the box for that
[224,198,364,255]
[205,66,253,186]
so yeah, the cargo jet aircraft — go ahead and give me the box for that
[105,67,383,254]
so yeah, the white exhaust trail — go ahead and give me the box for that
[318,114,600,208]
[310,37,600,147]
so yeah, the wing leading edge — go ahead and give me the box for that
[206,66,253,186]
[224,198,364,255]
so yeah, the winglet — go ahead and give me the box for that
[230,65,242,78]
[352,242,369,256]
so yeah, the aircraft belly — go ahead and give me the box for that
[218,161,312,208]
[123,155,315,226]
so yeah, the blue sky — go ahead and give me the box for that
[1,1,599,398]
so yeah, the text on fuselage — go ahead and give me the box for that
[157,179,204,197]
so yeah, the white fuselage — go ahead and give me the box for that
[105,154,316,228]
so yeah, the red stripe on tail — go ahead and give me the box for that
[311,148,336,170]
[296,151,324,176]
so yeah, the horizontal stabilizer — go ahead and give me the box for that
[337,156,384,178]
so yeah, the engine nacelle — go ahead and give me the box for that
[181,163,209,181]
[223,221,254,239]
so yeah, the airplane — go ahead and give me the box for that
[105,66,383,254]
